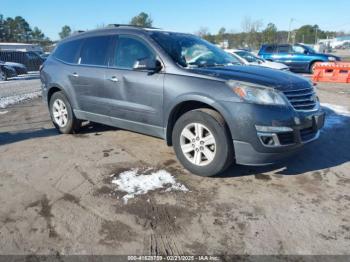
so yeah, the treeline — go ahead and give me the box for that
[197,21,338,49]
[0,12,343,51]
[0,14,51,46]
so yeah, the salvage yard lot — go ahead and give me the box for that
[0,77,350,255]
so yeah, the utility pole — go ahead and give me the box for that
[315,27,318,44]
[287,18,294,44]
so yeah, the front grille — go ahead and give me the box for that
[283,87,317,111]
[300,126,317,141]
[277,132,294,145]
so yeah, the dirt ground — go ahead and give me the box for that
[0,79,350,256]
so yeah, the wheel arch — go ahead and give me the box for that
[46,84,77,109]
[165,96,232,146]
[309,60,323,70]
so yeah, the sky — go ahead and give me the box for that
[1,0,350,40]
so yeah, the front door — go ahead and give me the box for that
[104,35,164,128]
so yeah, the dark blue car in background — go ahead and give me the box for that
[258,44,341,73]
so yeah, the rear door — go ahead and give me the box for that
[69,35,114,116]
[104,34,164,128]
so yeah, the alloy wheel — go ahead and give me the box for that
[52,99,68,127]
[180,123,216,166]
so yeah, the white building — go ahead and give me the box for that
[318,36,350,49]
[0,43,44,54]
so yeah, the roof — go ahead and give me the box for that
[61,25,184,43]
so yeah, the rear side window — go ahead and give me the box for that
[277,45,291,53]
[79,36,112,66]
[263,45,276,53]
[54,39,83,63]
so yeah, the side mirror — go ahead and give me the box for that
[304,50,309,54]
[133,58,161,72]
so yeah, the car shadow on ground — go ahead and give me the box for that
[0,122,117,146]
[218,106,350,178]
[0,128,58,146]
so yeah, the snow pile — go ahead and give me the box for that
[0,91,41,108]
[111,168,189,203]
[321,103,350,129]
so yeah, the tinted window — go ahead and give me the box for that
[114,36,155,69]
[26,51,41,60]
[264,45,276,53]
[277,45,291,53]
[79,36,112,66]
[54,39,83,63]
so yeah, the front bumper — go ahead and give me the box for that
[220,101,325,166]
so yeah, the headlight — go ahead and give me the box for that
[328,57,336,61]
[226,80,287,106]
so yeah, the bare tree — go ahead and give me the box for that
[195,27,210,37]
[241,16,263,49]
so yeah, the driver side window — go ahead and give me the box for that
[113,36,155,69]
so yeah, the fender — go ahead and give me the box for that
[165,93,233,145]
[46,82,79,110]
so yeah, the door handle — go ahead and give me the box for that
[71,72,79,77]
[108,76,119,82]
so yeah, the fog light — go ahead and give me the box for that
[260,135,275,146]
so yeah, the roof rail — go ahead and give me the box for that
[71,30,85,35]
[106,24,160,30]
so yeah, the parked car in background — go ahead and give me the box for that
[41,26,325,176]
[1,61,28,75]
[0,50,44,71]
[258,44,341,73]
[226,49,290,71]
[0,62,17,81]
[40,53,50,60]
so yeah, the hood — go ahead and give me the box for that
[250,61,289,70]
[260,61,289,70]
[188,65,311,91]
[312,52,340,60]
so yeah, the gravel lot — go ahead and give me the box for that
[0,76,350,256]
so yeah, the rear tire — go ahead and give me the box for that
[0,70,7,81]
[49,91,81,134]
[172,108,234,177]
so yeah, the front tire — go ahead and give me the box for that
[310,61,319,74]
[49,91,81,134]
[172,109,234,177]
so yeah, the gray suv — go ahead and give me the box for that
[40,25,325,176]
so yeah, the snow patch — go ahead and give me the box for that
[111,168,189,203]
[0,91,41,109]
[0,110,8,115]
[321,103,350,129]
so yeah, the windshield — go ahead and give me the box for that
[235,51,263,63]
[150,32,241,68]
